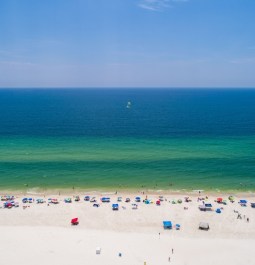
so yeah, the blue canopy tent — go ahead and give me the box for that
[163,221,172,229]
[84,196,90,201]
[112,204,119,210]
[239,200,247,206]
[216,208,221,213]
[135,197,141,202]
[101,197,110,203]
[22,198,28,203]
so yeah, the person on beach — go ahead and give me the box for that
[247,218,249,222]
[172,248,174,254]
[168,257,171,262]
[159,232,160,239]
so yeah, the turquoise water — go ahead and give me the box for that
[0,89,255,191]
[0,136,255,191]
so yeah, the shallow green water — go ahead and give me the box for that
[0,136,255,192]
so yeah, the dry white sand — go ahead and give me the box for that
[1,192,255,265]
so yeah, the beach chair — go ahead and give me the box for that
[90,197,96,202]
[132,203,138,209]
[74,196,80,202]
[159,196,164,201]
[71,217,79,225]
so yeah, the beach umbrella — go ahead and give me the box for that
[228,196,234,201]
[71,217,79,225]
[217,198,223,203]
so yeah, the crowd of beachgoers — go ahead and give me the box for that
[1,193,254,226]
[1,192,255,265]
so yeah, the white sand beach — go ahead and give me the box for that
[1,192,255,265]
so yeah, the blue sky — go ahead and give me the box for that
[0,0,255,88]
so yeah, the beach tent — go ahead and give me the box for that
[1,195,15,201]
[216,208,221,213]
[156,200,161,206]
[96,247,101,254]
[216,198,223,203]
[64,198,72,203]
[74,196,80,201]
[4,202,12,208]
[71,218,79,225]
[199,222,210,231]
[222,200,227,205]
[177,199,182,204]
[125,198,130,202]
[36,199,44,204]
[51,198,59,204]
[251,203,255,208]
[112,204,119,210]
[204,203,213,211]
[101,197,110,203]
[176,224,181,230]
[135,197,141,202]
[84,196,90,201]
[199,204,212,211]
[22,198,28,203]
[239,200,247,207]
[163,221,172,229]
[117,197,122,202]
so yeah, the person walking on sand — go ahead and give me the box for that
[168,256,171,262]
[159,232,160,239]
[172,248,174,254]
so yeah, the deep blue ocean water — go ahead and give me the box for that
[0,88,255,191]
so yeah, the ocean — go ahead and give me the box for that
[0,88,255,192]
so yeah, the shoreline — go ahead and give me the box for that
[1,187,255,197]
